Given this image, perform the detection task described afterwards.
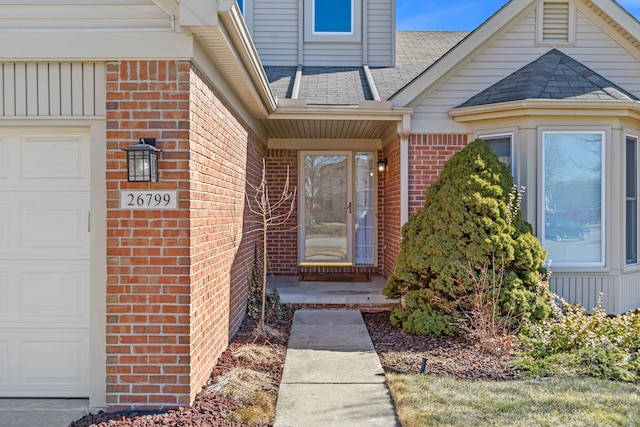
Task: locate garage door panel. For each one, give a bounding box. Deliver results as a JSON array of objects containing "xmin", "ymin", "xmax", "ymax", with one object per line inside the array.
[
  {"xmin": 20, "ymin": 270, "xmax": 89, "ymax": 324},
  {"xmin": 0, "ymin": 127, "xmax": 90, "ymax": 397},
  {"xmin": 0, "ymin": 340, "xmax": 7, "ymax": 386},
  {"xmin": 0, "ymin": 132, "xmax": 89, "ymax": 189},
  {"xmin": 0, "ymin": 203, "xmax": 7, "ymax": 249},
  {"xmin": 0, "ymin": 273, "xmax": 7, "ymax": 317},
  {"xmin": 0, "ymin": 136, "xmax": 8, "ymax": 179},
  {"xmin": 0, "ymin": 262, "xmax": 89, "ymax": 326},
  {"xmin": 19, "ymin": 135, "xmax": 88, "ymax": 182},
  {"xmin": 20, "ymin": 197, "xmax": 89, "ymax": 251},
  {"xmin": 0, "ymin": 192, "xmax": 89, "ymax": 259},
  {"xmin": 0, "ymin": 331, "xmax": 89, "ymax": 396}
]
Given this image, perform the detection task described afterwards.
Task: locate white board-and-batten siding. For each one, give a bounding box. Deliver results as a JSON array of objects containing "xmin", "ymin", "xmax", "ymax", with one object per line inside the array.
[
  {"xmin": 0, "ymin": 1, "xmax": 172, "ymax": 30},
  {"xmin": 411, "ymin": 7, "xmax": 640, "ymax": 126},
  {"xmin": 550, "ymin": 272, "xmax": 640, "ymax": 314},
  {"xmin": 0, "ymin": 63, "xmax": 105, "ymax": 118}
]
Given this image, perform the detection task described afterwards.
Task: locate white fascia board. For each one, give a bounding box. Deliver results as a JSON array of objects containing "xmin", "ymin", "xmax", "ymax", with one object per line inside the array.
[
  {"xmin": 391, "ymin": 0, "xmax": 534, "ymax": 108},
  {"xmin": 449, "ymin": 99, "xmax": 640, "ymax": 122},
  {"xmin": 271, "ymin": 105, "xmax": 412, "ymax": 121},
  {"xmin": 0, "ymin": 30, "xmax": 193, "ymax": 61},
  {"xmin": 191, "ymin": 38, "xmax": 270, "ymax": 140},
  {"xmin": 217, "ymin": 1, "xmax": 277, "ymax": 112},
  {"xmin": 179, "ymin": 0, "xmax": 219, "ymax": 27},
  {"xmin": 269, "ymin": 138, "xmax": 383, "ymax": 150},
  {"xmin": 152, "ymin": 0, "xmax": 180, "ymax": 18},
  {"xmin": 594, "ymin": 0, "xmax": 640, "ymax": 39}
]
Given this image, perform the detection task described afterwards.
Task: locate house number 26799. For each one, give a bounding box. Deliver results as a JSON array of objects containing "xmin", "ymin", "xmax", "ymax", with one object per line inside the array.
[{"xmin": 120, "ymin": 191, "xmax": 178, "ymax": 209}]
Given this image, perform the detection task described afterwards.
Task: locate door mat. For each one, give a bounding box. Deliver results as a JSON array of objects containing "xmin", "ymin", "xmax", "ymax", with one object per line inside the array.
[{"xmin": 299, "ymin": 274, "xmax": 371, "ymax": 282}]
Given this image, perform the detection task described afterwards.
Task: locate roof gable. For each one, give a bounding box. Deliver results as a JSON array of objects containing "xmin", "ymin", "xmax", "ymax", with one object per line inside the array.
[
  {"xmin": 391, "ymin": 0, "xmax": 640, "ymax": 108},
  {"xmin": 456, "ymin": 48, "xmax": 639, "ymax": 108}
]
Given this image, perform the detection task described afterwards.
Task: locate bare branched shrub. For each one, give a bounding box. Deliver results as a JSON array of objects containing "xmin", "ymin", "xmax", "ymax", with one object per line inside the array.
[{"xmin": 245, "ymin": 158, "xmax": 296, "ymax": 334}]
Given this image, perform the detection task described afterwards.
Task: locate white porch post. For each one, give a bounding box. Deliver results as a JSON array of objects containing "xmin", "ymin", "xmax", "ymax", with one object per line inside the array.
[{"xmin": 400, "ymin": 114, "xmax": 411, "ymax": 226}]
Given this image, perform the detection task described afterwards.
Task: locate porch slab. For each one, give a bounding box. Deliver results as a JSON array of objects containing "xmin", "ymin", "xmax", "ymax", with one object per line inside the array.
[{"xmin": 268, "ymin": 275, "xmax": 399, "ymax": 310}]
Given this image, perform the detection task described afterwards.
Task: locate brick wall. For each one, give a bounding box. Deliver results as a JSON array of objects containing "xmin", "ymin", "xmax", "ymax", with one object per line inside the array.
[
  {"xmin": 382, "ymin": 138, "xmax": 401, "ymax": 277},
  {"xmin": 105, "ymin": 60, "xmax": 264, "ymax": 409},
  {"xmin": 408, "ymin": 134, "xmax": 467, "ymax": 215},
  {"xmin": 382, "ymin": 134, "xmax": 468, "ymax": 277},
  {"xmin": 265, "ymin": 149, "xmax": 299, "ymax": 275}
]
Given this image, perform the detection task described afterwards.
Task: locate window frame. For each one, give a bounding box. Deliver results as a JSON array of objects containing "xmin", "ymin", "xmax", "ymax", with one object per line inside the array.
[
  {"xmin": 626, "ymin": 134, "xmax": 639, "ymax": 266},
  {"xmin": 304, "ymin": 0, "xmax": 362, "ymax": 43},
  {"xmin": 540, "ymin": 130, "xmax": 606, "ymax": 268},
  {"xmin": 480, "ymin": 132, "xmax": 515, "ymax": 175}
]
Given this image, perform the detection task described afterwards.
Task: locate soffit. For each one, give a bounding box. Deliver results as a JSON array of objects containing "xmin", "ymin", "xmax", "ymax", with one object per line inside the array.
[{"xmin": 262, "ymin": 103, "xmax": 411, "ymax": 140}]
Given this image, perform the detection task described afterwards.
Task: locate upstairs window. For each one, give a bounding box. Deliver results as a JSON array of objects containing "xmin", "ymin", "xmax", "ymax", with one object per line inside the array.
[
  {"xmin": 314, "ymin": 0, "xmax": 352, "ymax": 33},
  {"xmin": 304, "ymin": 0, "xmax": 361, "ymax": 42}
]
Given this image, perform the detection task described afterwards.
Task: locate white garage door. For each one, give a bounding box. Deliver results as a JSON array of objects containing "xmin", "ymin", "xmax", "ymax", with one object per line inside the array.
[{"xmin": 0, "ymin": 128, "xmax": 90, "ymax": 397}]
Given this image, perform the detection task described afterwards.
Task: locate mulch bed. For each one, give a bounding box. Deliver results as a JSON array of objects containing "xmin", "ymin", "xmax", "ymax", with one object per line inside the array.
[
  {"xmin": 70, "ymin": 311, "xmax": 516, "ymax": 426},
  {"xmin": 70, "ymin": 317, "xmax": 291, "ymax": 427}
]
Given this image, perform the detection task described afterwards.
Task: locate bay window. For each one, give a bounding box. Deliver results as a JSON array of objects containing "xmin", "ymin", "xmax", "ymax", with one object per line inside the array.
[
  {"xmin": 627, "ymin": 135, "xmax": 638, "ymax": 265},
  {"xmin": 542, "ymin": 131, "xmax": 604, "ymax": 266}
]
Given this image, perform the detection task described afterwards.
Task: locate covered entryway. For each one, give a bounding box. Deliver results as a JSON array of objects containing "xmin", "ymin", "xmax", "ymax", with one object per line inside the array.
[{"xmin": 0, "ymin": 128, "xmax": 90, "ymax": 397}]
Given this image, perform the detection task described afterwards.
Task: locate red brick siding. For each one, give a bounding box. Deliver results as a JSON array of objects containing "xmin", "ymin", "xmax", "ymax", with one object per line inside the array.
[
  {"xmin": 408, "ymin": 134, "xmax": 467, "ymax": 215},
  {"xmin": 265, "ymin": 149, "xmax": 299, "ymax": 275},
  {"xmin": 106, "ymin": 60, "xmax": 264, "ymax": 409},
  {"xmin": 382, "ymin": 137, "xmax": 401, "ymax": 277}
]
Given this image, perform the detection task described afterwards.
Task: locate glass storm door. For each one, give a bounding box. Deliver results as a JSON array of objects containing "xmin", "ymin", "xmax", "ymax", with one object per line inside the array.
[{"xmin": 300, "ymin": 152, "xmax": 376, "ymax": 266}]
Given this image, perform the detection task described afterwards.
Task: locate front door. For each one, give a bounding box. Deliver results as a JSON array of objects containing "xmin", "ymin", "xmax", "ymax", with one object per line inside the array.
[{"xmin": 299, "ymin": 151, "xmax": 375, "ymax": 266}]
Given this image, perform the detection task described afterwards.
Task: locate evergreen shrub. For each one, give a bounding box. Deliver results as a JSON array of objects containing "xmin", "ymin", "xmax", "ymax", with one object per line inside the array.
[{"xmin": 383, "ymin": 138, "xmax": 550, "ymax": 336}]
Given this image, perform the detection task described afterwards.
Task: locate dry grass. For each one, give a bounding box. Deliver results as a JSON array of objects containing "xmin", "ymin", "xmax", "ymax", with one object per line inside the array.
[
  {"xmin": 232, "ymin": 391, "xmax": 276, "ymax": 426},
  {"xmin": 205, "ymin": 367, "xmax": 275, "ymax": 404},
  {"xmin": 233, "ymin": 343, "xmax": 281, "ymax": 366},
  {"xmin": 387, "ymin": 374, "xmax": 640, "ymax": 427}
]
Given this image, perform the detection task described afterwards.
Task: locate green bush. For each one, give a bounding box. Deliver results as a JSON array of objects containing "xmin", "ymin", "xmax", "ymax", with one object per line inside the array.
[
  {"xmin": 516, "ymin": 298, "xmax": 640, "ymax": 382},
  {"xmin": 383, "ymin": 139, "xmax": 550, "ymax": 336}
]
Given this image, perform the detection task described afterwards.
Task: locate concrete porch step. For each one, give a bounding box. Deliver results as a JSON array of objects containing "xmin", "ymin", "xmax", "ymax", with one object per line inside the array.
[{"xmin": 268, "ymin": 275, "xmax": 399, "ymax": 311}]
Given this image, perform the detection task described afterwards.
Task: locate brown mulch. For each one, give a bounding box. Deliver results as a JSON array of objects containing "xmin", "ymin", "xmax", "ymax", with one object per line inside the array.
[
  {"xmin": 71, "ymin": 311, "xmax": 516, "ymax": 426},
  {"xmin": 363, "ymin": 311, "xmax": 518, "ymax": 381}
]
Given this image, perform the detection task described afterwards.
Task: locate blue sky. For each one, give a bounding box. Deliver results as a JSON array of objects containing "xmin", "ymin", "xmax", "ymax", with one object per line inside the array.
[{"xmin": 396, "ymin": 0, "xmax": 640, "ymax": 31}]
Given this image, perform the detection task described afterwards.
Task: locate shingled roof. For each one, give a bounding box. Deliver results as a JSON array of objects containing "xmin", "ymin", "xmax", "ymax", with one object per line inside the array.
[
  {"xmin": 264, "ymin": 31, "xmax": 468, "ymax": 105},
  {"xmin": 456, "ymin": 48, "xmax": 639, "ymax": 108}
]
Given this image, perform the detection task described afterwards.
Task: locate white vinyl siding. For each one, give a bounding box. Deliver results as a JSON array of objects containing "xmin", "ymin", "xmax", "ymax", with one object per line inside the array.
[
  {"xmin": 0, "ymin": 63, "xmax": 105, "ymax": 118},
  {"xmin": 0, "ymin": 1, "xmax": 172, "ymax": 30},
  {"xmin": 253, "ymin": 0, "xmax": 300, "ymax": 66},
  {"xmin": 252, "ymin": 0, "xmax": 393, "ymax": 67},
  {"xmin": 366, "ymin": 0, "xmax": 394, "ymax": 67},
  {"xmin": 412, "ymin": 7, "xmax": 640, "ymax": 128}
]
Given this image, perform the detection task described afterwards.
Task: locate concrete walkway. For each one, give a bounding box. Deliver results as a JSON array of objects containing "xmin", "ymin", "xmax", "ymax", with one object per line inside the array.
[
  {"xmin": 274, "ymin": 309, "xmax": 399, "ymax": 426},
  {"xmin": 0, "ymin": 398, "xmax": 90, "ymax": 427}
]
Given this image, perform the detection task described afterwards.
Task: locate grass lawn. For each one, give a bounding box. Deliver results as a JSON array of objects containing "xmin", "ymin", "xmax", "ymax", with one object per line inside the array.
[{"xmin": 387, "ymin": 374, "xmax": 640, "ymax": 427}]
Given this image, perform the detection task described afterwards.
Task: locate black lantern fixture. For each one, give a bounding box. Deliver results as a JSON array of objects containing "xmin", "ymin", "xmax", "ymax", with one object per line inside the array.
[
  {"xmin": 377, "ymin": 157, "xmax": 388, "ymax": 173},
  {"xmin": 123, "ymin": 138, "xmax": 161, "ymax": 182}
]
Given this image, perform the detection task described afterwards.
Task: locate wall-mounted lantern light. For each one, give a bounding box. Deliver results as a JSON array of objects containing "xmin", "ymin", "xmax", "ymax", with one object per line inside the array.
[
  {"xmin": 123, "ymin": 138, "xmax": 161, "ymax": 182},
  {"xmin": 377, "ymin": 157, "xmax": 388, "ymax": 173}
]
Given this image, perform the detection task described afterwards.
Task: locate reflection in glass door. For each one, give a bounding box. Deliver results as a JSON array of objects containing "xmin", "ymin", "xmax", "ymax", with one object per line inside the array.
[
  {"xmin": 300, "ymin": 153, "xmax": 352, "ymax": 264},
  {"xmin": 299, "ymin": 151, "xmax": 376, "ymax": 266}
]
